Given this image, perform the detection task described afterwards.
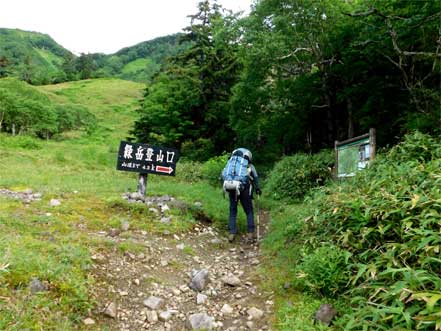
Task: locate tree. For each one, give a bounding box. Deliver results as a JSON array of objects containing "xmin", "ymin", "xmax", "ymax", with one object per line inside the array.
[
  {"xmin": 62, "ymin": 53, "xmax": 78, "ymax": 81},
  {"xmin": 132, "ymin": 0, "xmax": 242, "ymax": 159},
  {"xmin": 77, "ymin": 53, "xmax": 96, "ymax": 80},
  {"xmin": 0, "ymin": 56, "xmax": 9, "ymax": 78},
  {"xmin": 231, "ymin": 0, "xmax": 440, "ymax": 158}
]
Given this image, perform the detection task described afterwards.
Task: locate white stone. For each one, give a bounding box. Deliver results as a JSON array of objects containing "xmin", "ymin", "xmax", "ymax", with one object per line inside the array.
[
  {"xmin": 143, "ymin": 296, "xmax": 165, "ymax": 310},
  {"xmin": 50, "ymin": 199, "xmax": 61, "ymax": 207},
  {"xmin": 159, "ymin": 310, "xmax": 173, "ymax": 321},
  {"xmin": 83, "ymin": 318, "xmax": 95, "ymax": 325},
  {"xmin": 247, "ymin": 307, "xmax": 264, "ymax": 320},
  {"xmin": 196, "ymin": 293, "xmax": 208, "ymax": 305},
  {"xmin": 221, "ymin": 304, "xmax": 234, "ymax": 315},
  {"xmin": 221, "ymin": 274, "xmax": 241, "ymax": 287}
]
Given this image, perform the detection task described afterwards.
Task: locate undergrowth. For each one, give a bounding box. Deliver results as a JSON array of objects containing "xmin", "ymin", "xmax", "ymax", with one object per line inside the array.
[{"xmin": 264, "ymin": 132, "xmax": 441, "ymax": 330}]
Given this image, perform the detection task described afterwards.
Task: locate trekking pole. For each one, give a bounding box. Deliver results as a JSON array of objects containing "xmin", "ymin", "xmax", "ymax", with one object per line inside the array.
[{"xmin": 256, "ymin": 194, "xmax": 260, "ymax": 243}]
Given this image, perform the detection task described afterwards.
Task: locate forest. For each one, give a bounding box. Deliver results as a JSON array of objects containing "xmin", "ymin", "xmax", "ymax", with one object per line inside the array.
[{"xmin": 132, "ymin": 0, "xmax": 440, "ymax": 162}]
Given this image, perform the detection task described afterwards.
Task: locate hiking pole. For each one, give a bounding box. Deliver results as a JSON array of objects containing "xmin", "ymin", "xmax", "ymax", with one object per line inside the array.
[{"xmin": 256, "ymin": 194, "xmax": 260, "ymax": 243}]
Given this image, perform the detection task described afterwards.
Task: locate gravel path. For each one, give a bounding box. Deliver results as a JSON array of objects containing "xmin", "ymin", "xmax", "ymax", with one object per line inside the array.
[{"xmin": 88, "ymin": 209, "xmax": 273, "ymax": 331}]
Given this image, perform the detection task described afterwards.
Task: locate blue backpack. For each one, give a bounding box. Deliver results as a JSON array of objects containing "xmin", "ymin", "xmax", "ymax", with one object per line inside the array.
[{"xmin": 221, "ymin": 150, "xmax": 250, "ymax": 195}]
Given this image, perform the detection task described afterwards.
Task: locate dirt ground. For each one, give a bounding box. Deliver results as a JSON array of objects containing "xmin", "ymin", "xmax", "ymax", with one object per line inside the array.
[{"xmin": 88, "ymin": 207, "xmax": 274, "ymax": 331}]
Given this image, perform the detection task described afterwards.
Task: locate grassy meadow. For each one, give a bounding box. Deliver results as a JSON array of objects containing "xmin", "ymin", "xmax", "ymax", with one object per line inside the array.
[{"xmin": 0, "ymin": 78, "xmax": 234, "ymax": 330}]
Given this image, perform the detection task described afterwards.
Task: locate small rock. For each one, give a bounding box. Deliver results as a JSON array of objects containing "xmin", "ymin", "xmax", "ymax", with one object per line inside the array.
[
  {"xmin": 143, "ymin": 296, "xmax": 165, "ymax": 310},
  {"xmin": 83, "ymin": 318, "xmax": 95, "ymax": 325},
  {"xmin": 149, "ymin": 208, "xmax": 159, "ymax": 214},
  {"xmin": 130, "ymin": 192, "xmax": 142, "ymax": 200},
  {"xmin": 189, "ymin": 269, "xmax": 210, "ymax": 292},
  {"xmin": 49, "ymin": 199, "xmax": 61, "ymax": 207},
  {"xmin": 160, "ymin": 204, "xmax": 170, "ymax": 212},
  {"xmin": 210, "ymin": 238, "xmax": 223, "ymax": 245},
  {"xmin": 314, "ymin": 303, "xmax": 337, "ymax": 326},
  {"xmin": 188, "ymin": 312, "xmax": 215, "ymax": 330},
  {"xmin": 120, "ymin": 220, "xmax": 130, "ymax": 231},
  {"xmin": 161, "ymin": 217, "xmax": 171, "ymax": 224},
  {"xmin": 196, "ymin": 293, "xmax": 207, "ymax": 305},
  {"xmin": 194, "ymin": 201, "xmax": 203, "ymax": 208},
  {"xmin": 159, "ymin": 310, "xmax": 173, "ymax": 321},
  {"xmin": 103, "ymin": 302, "xmax": 117, "ymax": 318},
  {"xmin": 247, "ymin": 307, "xmax": 264, "ymax": 320},
  {"xmin": 146, "ymin": 310, "xmax": 158, "ymax": 323},
  {"xmin": 29, "ymin": 278, "xmax": 48, "ymax": 294},
  {"xmin": 176, "ymin": 243, "xmax": 185, "ymax": 250},
  {"xmin": 246, "ymin": 321, "xmax": 254, "ymax": 329},
  {"xmin": 221, "ymin": 274, "xmax": 241, "ymax": 287},
  {"xmin": 221, "ymin": 304, "xmax": 234, "ymax": 315}
]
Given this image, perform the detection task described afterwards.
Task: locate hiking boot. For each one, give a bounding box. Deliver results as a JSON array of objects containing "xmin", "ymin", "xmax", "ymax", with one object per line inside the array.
[{"xmin": 228, "ymin": 234, "xmax": 236, "ymax": 243}]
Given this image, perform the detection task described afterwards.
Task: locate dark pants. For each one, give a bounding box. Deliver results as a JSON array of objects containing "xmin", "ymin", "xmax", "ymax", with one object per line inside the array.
[{"xmin": 228, "ymin": 184, "xmax": 254, "ymax": 234}]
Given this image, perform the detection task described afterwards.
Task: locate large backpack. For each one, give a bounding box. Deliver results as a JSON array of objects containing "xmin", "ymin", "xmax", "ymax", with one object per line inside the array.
[{"xmin": 221, "ymin": 149, "xmax": 250, "ymax": 195}]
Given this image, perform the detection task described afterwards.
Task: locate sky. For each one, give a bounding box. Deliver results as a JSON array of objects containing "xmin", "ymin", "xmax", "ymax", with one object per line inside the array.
[{"xmin": 0, "ymin": 0, "xmax": 254, "ymax": 55}]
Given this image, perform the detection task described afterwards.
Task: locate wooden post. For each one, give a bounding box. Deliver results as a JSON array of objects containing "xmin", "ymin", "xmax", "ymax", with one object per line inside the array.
[
  {"xmin": 369, "ymin": 128, "xmax": 376, "ymax": 161},
  {"xmin": 137, "ymin": 173, "xmax": 148, "ymax": 196}
]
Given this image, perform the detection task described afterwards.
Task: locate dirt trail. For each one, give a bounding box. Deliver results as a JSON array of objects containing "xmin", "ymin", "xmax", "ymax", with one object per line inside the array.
[{"xmin": 88, "ymin": 208, "xmax": 273, "ymax": 331}]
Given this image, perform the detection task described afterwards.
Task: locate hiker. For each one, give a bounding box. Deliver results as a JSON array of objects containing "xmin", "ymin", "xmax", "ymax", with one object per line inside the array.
[{"xmin": 221, "ymin": 148, "xmax": 261, "ymax": 243}]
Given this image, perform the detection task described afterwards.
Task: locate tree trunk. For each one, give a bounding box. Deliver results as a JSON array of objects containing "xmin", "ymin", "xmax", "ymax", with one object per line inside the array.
[
  {"xmin": 12, "ymin": 123, "xmax": 15, "ymax": 136},
  {"xmin": 347, "ymin": 97, "xmax": 354, "ymax": 139}
]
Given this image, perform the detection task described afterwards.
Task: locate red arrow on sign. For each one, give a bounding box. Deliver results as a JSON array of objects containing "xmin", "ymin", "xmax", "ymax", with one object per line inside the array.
[{"xmin": 155, "ymin": 166, "xmax": 174, "ymax": 174}]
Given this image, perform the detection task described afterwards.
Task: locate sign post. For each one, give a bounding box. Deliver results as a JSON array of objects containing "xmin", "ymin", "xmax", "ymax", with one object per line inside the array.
[{"xmin": 116, "ymin": 141, "xmax": 180, "ymax": 195}]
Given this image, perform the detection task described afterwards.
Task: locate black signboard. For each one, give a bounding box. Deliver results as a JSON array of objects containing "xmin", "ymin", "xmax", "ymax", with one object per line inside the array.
[{"xmin": 116, "ymin": 141, "xmax": 180, "ymax": 176}]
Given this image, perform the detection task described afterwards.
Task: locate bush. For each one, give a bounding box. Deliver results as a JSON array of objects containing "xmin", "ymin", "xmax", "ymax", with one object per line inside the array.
[
  {"xmin": 301, "ymin": 132, "xmax": 441, "ymax": 330},
  {"xmin": 175, "ymin": 161, "xmax": 204, "ymax": 183},
  {"xmin": 264, "ymin": 132, "xmax": 441, "ymax": 331},
  {"xmin": 180, "ymin": 138, "xmax": 215, "ymax": 162},
  {"xmin": 265, "ymin": 149, "xmax": 334, "ymax": 202},
  {"xmin": 294, "ymin": 245, "xmax": 351, "ymax": 297},
  {"xmin": 0, "ymin": 135, "xmax": 42, "ymax": 150},
  {"xmin": 201, "ymin": 154, "xmax": 229, "ymax": 187}
]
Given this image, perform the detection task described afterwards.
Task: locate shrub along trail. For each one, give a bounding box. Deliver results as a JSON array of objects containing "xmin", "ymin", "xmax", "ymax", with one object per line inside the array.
[{"xmin": 87, "ymin": 202, "xmax": 273, "ymax": 331}]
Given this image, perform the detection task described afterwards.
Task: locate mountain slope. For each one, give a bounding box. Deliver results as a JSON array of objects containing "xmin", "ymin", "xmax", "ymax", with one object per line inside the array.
[
  {"xmin": 0, "ymin": 28, "xmax": 73, "ymax": 84},
  {"xmin": 0, "ymin": 28, "xmax": 188, "ymax": 84},
  {"xmin": 39, "ymin": 78, "xmax": 144, "ymax": 141}
]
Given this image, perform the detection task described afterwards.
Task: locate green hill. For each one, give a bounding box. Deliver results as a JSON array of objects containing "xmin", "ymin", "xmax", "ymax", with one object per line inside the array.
[
  {"xmin": 39, "ymin": 78, "xmax": 144, "ymax": 141},
  {"xmin": 0, "ymin": 28, "xmax": 188, "ymax": 84},
  {"xmin": 110, "ymin": 34, "xmax": 189, "ymax": 82},
  {"xmin": 0, "ymin": 28, "xmax": 73, "ymax": 84}
]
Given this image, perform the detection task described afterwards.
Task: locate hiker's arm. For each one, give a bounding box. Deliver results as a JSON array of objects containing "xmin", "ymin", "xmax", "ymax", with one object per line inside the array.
[{"xmin": 250, "ymin": 164, "xmax": 261, "ymax": 194}]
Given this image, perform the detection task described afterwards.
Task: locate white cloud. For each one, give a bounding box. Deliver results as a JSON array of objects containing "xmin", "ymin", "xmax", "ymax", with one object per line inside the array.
[{"xmin": 0, "ymin": 0, "xmax": 252, "ymax": 54}]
